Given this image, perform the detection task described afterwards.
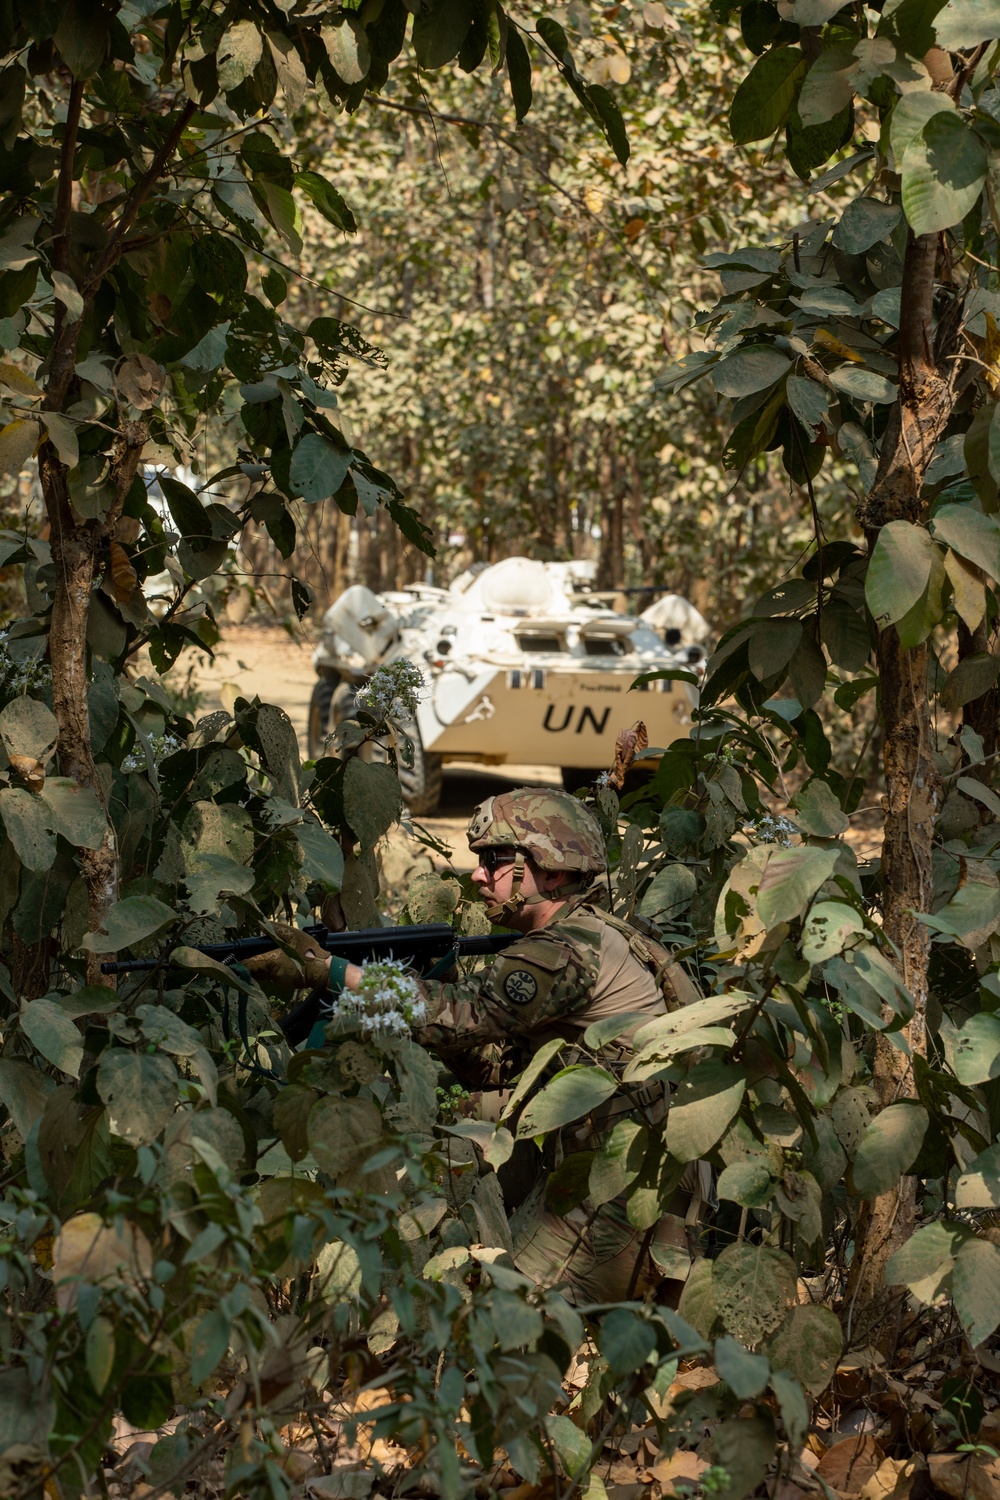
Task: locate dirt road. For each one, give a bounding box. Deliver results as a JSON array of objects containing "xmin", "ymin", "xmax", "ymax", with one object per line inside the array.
[{"xmin": 188, "ymin": 623, "xmax": 562, "ymax": 872}]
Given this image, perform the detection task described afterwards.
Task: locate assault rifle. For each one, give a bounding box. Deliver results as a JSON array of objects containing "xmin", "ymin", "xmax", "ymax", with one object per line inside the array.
[{"xmin": 100, "ymin": 922, "xmax": 517, "ymax": 1046}]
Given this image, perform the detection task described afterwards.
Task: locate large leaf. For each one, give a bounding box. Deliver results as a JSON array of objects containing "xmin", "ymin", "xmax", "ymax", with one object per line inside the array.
[
  {"xmin": 712, "ymin": 1243, "xmax": 797, "ymax": 1347},
  {"xmin": 801, "ymin": 900, "xmax": 865, "ymax": 965},
  {"xmin": 0, "ymin": 786, "xmax": 56, "ymax": 871},
  {"xmin": 797, "ymin": 43, "xmax": 857, "ymax": 130},
  {"xmin": 412, "ymin": 0, "xmax": 474, "ymax": 68},
  {"xmin": 887, "ymin": 1220, "xmax": 968, "ymax": 1303},
  {"xmin": 289, "ymin": 433, "xmax": 353, "ymax": 504},
  {"xmin": 730, "ymin": 47, "xmax": 807, "ymax": 145},
  {"xmin": 955, "ymin": 1143, "xmax": 1000, "ymax": 1209},
  {"xmin": 766, "ymin": 1304, "xmax": 842, "ymax": 1395},
  {"xmin": 295, "ymin": 171, "xmax": 356, "ymax": 234},
  {"xmin": 515, "ymin": 1064, "xmax": 619, "ymax": 1139},
  {"xmin": 322, "ymin": 17, "xmax": 370, "ymax": 84},
  {"xmin": 902, "ymin": 112, "xmax": 988, "ymax": 237},
  {"xmin": 890, "ymin": 88, "xmax": 955, "ymax": 164},
  {"xmin": 865, "ymin": 520, "xmax": 940, "ymax": 629},
  {"xmin": 0, "ymin": 695, "xmax": 58, "ymax": 761},
  {"xmin": 919, "ymin": 881, "xmax": 1000, "ymax": 944},
  {"xmin": 308, "ymin": 1095, "xmax": 385, "ymax": 1183},
  {"xmin": 832, "ymin": 198, "xmax": 900, "ymax": 255},
  {"xmin": 930, "ymin": 503, "xmax": 1000, "ymax": 583},
  {"xmin": 96, "ymin": 1050, "xmax": 179, "ymax": 1146},
  {"xmin": 0, "ymin": 1057, "xmax": 54, "ymax": 1137},
  {"xmin": 851, "ymin": 1103, "xmax": 928, "ymax": 1198},
  {"xmin": 296, "ymin": 817, "xmax": 344, "ymax": 891},
  {"xmin": 756, "ymin": 845, "xmax": 839, "ymax": 928},
  {"xmin": 81, "ymin": 895, "xmax": 175, "ymax": 953},
  {"xmin": 951, "ymin": 1013, "xmax": 1000, "ymax": 1085},
  {"xmin": 828, "ymin": 365, "xmax": 896, "ymax": 404},
  {"xmin": 666, "ymin": 1059, "xmax": 746, "ymax": 1162},
  {"xmin": 715, "ymin": 1335, "xmax": 769, "ymax": 1398},
  {"xmin": 934, "ymin": 0, "xmax": 1000, "ymax": 50},
  {"xmin": 712, "ymin": 344, "xmax": 791, "ymax": 399},
  {"xmin": 342, "ymin": 758, "xmax": 402, "ymax": 849},
  {"xmin": 952, "ymin": 1237, "xmax": 1000, "ymax": 1347},
  {"xmin": 41, "ymin": 778, "xmax": 106, "ymax": 849},
  {"xmin": 20, "ymin": 997, "xmax": 84, "ymax": 1077}
]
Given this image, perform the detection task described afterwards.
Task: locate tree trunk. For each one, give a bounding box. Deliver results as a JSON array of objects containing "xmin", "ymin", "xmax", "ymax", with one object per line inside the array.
[{"xmin": 846, "ymin": 229, "xmax": 960, "ymax": 1349}]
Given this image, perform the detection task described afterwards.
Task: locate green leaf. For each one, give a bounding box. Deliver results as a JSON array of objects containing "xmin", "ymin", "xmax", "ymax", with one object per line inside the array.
[
  {"xmin": 588, "ymin": 84, "xmax": 629, "ymax": 166},
  {"xmin": 515, "ymin": 1064, "xmax": 619, "ymax": 1139},
  {"xmin": 0, "ymin": 787, "xmax": 56, "ymax": 872},
  {"xmin": 730, "ymin": 47, "xmax": 807, "ymax": 145},
  {"xmin": 919, "ymin": 881, "xmax": 1000, "ymax": 942},
  {"xmin": 801, "ymin": 900, "xmax": 865, "ymax": 964},
  {"xmin": 766, "ymin": 1304, "xmax": 842, "ymax": 1395},
  {"xmin": 785, "ymin": 375, "xmax": 829, "ymax": 434},
  {"xmin": 342, "ymin": 758, "xmax": 402, "ymax": 848},
  {"xmin": 54, "ymin": 0, "xmax": 111, "ymax": 77},
  {"xmin": 716, "ymin": 1160, "xmax": 774, "ymax": 1207},
  {"xmin": 217, "ymin": 19, "xmax": 263, "ymax": 91},
  {"xmin": 934, "ymin": 0, "xmax": 1000, "ymax": 50},
  {"xmin": 296, "ymin": 817, "xmax": 344, "ymax": 891},
  {"xmin": 748, "ymin": 619, "xmax": 802, "ymax": 681},
  {"xmin": 295, "ymin": 171, "xmax": 356, "ymax": 234},
  {"xmin": 930, "ymin": 503, "xmax": 1000, "ymax": 582},
  {"xmin": 902, "ymin": 112, "xmax": 988, "ymax": 237},
  {"xmin": 713, "ymin": 1243, "xmax": 797, "ymax": 1347},
  {"xmin": 797, "ymin": 44, "xmax": 857, "ymax": 130},
  {"xmin": 639, "ymin": 863, "xmax": 697, "ymax": 922},
  {"xmin": 323, "ymin": 16, "xmax": 371, "ymax": 83},
  {"xmin": 0, "ymin": 1058, "xmax": 54, "ymax": 1138},
  {"xmin": 0, "ymin": 695, "xmax": 58, "ymax": 761},
  {"xmin": 851, "ymin": 1103, "xmax": 928, "ymax": 1198},
  {"xmin": 190, "ymin": 1307, "xmax": 231, "ymax": 1386},
  {"xmin": 952, "ymin": 1237, "xmax": 1000, "ymax": 1347},
  {"xmin": 96, "ymin": 1050, "xmax": 179, "ymax": 1146},
  {"xmin": 412, "ymin": 0, "xmax": 475, "ymax": 68},
  {"xmin": 952, "ymin": 1013, "xmax": 1000, "ymax": 1085},
  {"xmin": 666, "ymin": 1059, "xmax": 746, "ymax": 1162},
  {"xmin": 865, "ymin": 520, "xmax": 939, "ymax": 628},
  {"xmin": 589, "ymin": 1120, "xmax": 646, "ymax": 1207},
  {"xmin": 80, "ymin": 895, "xmax": 175, "ymax": 954},
  {"xmin": 770, "ymin": 1369, "xmax": 809, "ymax": 1450},
  {"xmin": 956, "ymin": 1143, "xmax": 1000, "ymax": 1209},
  {"xmin": 887, "ymin": 1220, "xmax": 967, "ymax": 1303},
  {"xmin": 832, "ymin": 198, "xmax": 901, "ymax": 255},
  {"xmin": 289, "ymin": 433, "xmax": 354, "ymax": 504},
  {"xmin": 715, "ymin": 1334, "xmax": 769, "ymax": 1399},
  {"xmin": 86, "ymin": 1315, "xmax": 116, "ymax": 1396},
  {"xmin": 890, "ymin": 88, "xmax": 955, "ymax": 165},
  {"xmin": 308, "ymin": 1096, "xmax": 385, "ymax": 1184},
  {"xmin": 41, "ymin": 778, "xmax": 106, "ymax": 849},
  {"xmin": 505, "ymin": 27, "xmax": 532, "ymax": 120},
  {"xmin": 939, "ymin": 653, "xmax": 1000, "ymax": 711},
  {"xmin": 820, "ymin": 598, "xmax": 871, "ymax": 672},
  {"xmin": 756, "ymin": 845, "xmax": 839, "ymax": 927},
  {"xmin": 828, "ymin": 364, "xmax": 896, "ymax": 404},
  {"xmin": 599, "ymin": 1308, "xmax": 657, "ymax": 1378},
  {"xmin": 792, "ymin": 781, "xmax": 849, "ymax": 838},
  {"xmin": 159, "ymin": 474, "xmax": 212, "ymax": 546},
  {"xmin": 20, "ymin": 997, "xmax": 84, "ymax": 1077},
  {"xmin": 712, "ymin": 344, "xmax": 791, "ymax": 399}
]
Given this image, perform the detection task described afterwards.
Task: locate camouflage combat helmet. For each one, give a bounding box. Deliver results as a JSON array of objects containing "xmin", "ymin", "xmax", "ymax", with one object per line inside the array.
[
  {"xmin": 467, "ymin": 788, "xmax": 606, "ymax": 922},
  {"xmin": 467, "ymin": 788, "xmax": 607, "ymax": 873}
]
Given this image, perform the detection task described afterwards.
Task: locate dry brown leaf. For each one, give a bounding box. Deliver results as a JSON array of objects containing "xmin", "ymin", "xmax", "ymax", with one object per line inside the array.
[
  {"xmin": 814, "ymin": 1435, "xmax": 883, "ymax": 1496},
  {"xmin": 984, "ymin": 312, "xmax": 1000, "ymax": 397},
  {"xmin": 52, "ymin": 1213, "xmax": 153, "ymax": 1310},
  {"xmin": 858, "ymin": 1456, "xmax": 924, "ymax": 1500},
  {"xmin": 650, "ymin": 1450, "xmax": 707, "ymax": 1497},
  {"xmin": 606, "ymin": 721, "xmax": 648, "ymax": 790},
  {"xmin": 8, "ymin": 754, "xmax": 45, "ymax": 792},
  {"xmin": 669, "ymin": 1366, "xmax": 720, "ymax": 1393},
  {"xmin": 496, "ymin": 1484, "xmax": 544, "ymax": 1500},
  {"xmin": 109, "ymin": 540, "xmax": 138, "ymax": 603},
  {"xmin": 926, "ymin": 1452, "xmax": 1000, "ymax": 1500},
  {"xmin": 118, "ymin": 353, "xmax": 165, "ymax": 410}
]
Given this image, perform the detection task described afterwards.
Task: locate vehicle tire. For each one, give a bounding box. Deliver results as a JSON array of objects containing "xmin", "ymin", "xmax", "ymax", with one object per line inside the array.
[
  {"xmin": 561, "ymin": 767, "xmax": 596, "ymax": 795},
  {"xmin": 398, "ymin": 722, "xmax": 444, "ymax": 816},
  {"xmin": 306, "ymin": 673, "xmax": 340, "ymax": 759}
]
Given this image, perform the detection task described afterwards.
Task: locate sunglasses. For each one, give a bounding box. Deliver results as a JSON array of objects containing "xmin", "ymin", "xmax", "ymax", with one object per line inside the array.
[{"xmin": 478, "ymin": 847, "xmax": 519, "ymax": 874}]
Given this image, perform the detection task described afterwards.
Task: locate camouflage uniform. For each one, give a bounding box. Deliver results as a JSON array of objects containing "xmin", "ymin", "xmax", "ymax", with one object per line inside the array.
[{"xmin": 415, "ymin": 788, "xmax": 708, "ymax": 1305}]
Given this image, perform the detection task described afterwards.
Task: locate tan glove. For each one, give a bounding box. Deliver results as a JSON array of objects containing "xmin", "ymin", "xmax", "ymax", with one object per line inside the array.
[{"xmin": 244, "ymin": 923, "xmax": 332, "ymax": 990}]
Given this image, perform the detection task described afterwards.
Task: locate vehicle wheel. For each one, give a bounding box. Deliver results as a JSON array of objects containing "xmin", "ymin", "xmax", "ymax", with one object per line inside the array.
[
  {"xmin": 398, "ymin": 722, "xmax": 443, "ymax": 816},
  {"xmin": 561, "ymin": 767, "xmax": 596, "ymax": 795},
  {"xmin": 306, "ymin": 673, "xmax": 340, "ymax": 759}
]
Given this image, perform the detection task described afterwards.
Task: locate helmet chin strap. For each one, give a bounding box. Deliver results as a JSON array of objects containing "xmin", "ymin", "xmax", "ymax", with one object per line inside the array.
[{"xmin": 484, "ymin": 851, "xmax": 582, "ymax": 924}]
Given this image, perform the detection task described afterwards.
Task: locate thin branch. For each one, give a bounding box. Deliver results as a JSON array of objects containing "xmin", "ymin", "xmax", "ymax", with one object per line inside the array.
[{"xmin": 52, "ymin": 78, "xmax": 85, "ymax": 277}]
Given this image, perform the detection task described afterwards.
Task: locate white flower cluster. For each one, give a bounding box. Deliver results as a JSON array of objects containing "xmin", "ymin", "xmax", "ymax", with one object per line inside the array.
[
  {"xmin": 0, "ymin": 636, "xmax": 52, "ymax": 699},
  {"xmin": 745, "ymin": 812, "xmax": 798, "ymax": 847},
  {"xmin": 325, "ymin": 957, "xmax": 427, "ymax": 1040},
  {"xmin": 122, "ymin": 731, "xmax": 185, "ymax": 772},
  {"xmin": 354, "ymin": 660, "xmax": 424, "ymax": 724}
]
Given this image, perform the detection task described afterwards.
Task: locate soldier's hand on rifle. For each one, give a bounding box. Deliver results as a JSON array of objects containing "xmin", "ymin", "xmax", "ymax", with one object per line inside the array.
[{"xmin": 245, "ymin": 923, "xmax": 362, "ymax": 992}]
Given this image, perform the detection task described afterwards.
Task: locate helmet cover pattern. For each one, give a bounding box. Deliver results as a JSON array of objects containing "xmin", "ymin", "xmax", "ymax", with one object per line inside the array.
[{"xmin": 466, "ymin": 787, "xmax": 607, "ymax": 874}]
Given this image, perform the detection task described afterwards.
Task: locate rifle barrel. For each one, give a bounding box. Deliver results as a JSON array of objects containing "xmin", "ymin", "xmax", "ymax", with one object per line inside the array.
[{"xmin": 99, "ymin": 923, "xmax": 515, "ymax": 975}]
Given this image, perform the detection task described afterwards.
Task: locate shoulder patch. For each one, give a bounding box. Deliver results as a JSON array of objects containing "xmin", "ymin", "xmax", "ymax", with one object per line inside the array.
[{"xmin": 503, "ymin": 968, "xmax": 539, "ymax": 1006}]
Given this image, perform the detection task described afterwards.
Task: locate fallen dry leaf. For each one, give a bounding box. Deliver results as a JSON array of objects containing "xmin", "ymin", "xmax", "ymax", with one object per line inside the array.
[
  {"xmin": 858, "ymin": 1456, "xmax": 924, "ymax": 1500},
  {"xmin": 650, "ymin": 1450, "xmax": 707, "ymax": 1497},
  {"xmin": 52, "ymin": 1213, "xmax": 153, "ymax": 1311},
  {"xmin": 814, "ymin": 1435, "xmax": 883, "ymax": 1496},
  {"xmin": 926, "ymin": 1452, "xmax": 1000, "ymax": 1500},
  {"xmin": 669, "ymin": 1366, "xmax": 720, "ymax": 1394}
]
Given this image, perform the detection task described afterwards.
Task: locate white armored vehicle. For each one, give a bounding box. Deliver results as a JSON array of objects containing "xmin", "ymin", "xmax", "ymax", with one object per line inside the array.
[{"xmin": 308, "ymin": 558, "xmax": 705, "ymax": 814}]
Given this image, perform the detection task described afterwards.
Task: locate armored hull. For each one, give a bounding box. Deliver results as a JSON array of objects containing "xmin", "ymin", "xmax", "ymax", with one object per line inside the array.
[{"xmin": 309, "ymin": 558, "xmax": 706, "ymax": 813}]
